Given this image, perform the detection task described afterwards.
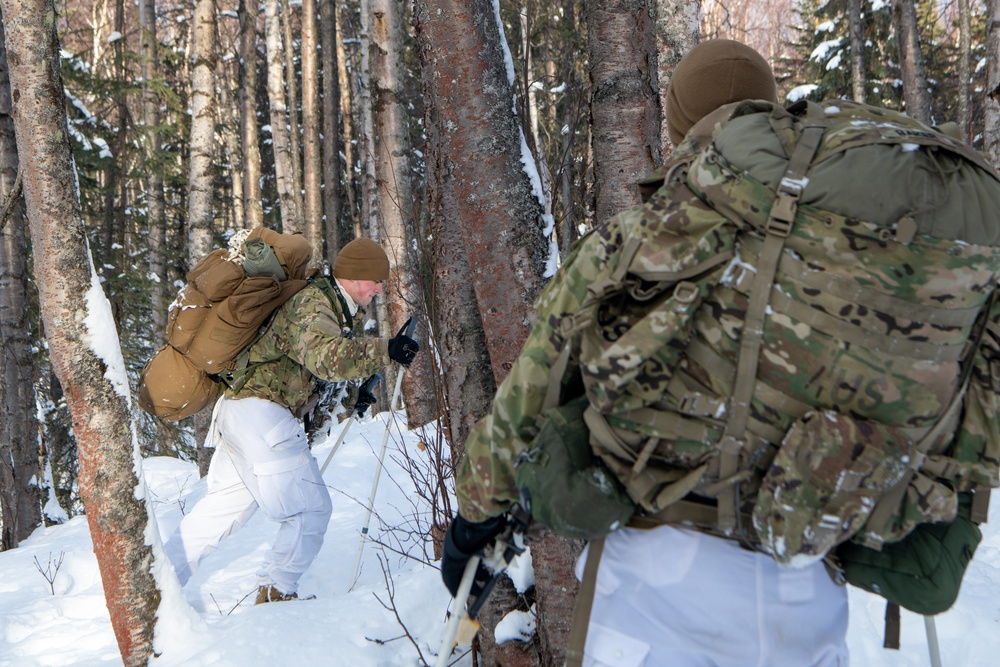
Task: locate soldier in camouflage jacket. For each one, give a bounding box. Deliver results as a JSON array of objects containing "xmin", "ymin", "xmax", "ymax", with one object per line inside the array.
[
  {"xmin": 165, "ymin": 238, "xmax": 419, "ymax": 604},
  {"xmin": 443, "ymin": 40, "xmax": 1000, "ymax": 666}
]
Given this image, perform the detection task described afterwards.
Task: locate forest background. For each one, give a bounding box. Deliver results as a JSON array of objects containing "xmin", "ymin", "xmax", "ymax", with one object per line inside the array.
[{"xmin": 1, "ymin": 0, "xmax": 998, "ymax": 665}]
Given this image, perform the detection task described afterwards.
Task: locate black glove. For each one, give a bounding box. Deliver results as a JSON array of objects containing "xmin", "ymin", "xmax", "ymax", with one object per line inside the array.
[
  {"xmin": 388, "ymin": 331, "xmax": 420, "ymax": 365},
  {"xmin": 441, "ymin": 514, "xmax": 506, "ymax": 598},
  {"xmin": 354, "ymin": 385, "xmax": 376, "ymax": 418}
]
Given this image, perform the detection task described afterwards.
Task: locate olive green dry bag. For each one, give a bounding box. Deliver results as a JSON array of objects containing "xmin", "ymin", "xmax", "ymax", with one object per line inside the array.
[
  {"xmin": 515, "ymin": 396, "xmax": 635, "ymax": 541},
  {"xmin": 836, "ymin": 494, "xmax": 982, "ymax": 616}
]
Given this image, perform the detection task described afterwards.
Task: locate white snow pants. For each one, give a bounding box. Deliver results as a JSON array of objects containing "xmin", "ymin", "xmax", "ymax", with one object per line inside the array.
[
  {"xmin": 578, "ymin": 525, "xmax": 849, "ymax": 667},
  {"xmin": 164, "ymin": 396, "xmax": 333, "ymax": 595}
]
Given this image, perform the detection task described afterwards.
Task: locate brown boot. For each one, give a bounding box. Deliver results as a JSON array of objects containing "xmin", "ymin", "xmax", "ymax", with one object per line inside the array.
[{"xmin": 255, "ymin": 585, "xmax": 299, "ymax": 604}]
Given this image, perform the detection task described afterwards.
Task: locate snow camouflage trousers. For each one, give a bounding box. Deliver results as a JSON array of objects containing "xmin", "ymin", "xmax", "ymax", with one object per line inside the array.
[{"xmin": 456, "ymin": 99, "xmax": 1000, "ymax": 567}]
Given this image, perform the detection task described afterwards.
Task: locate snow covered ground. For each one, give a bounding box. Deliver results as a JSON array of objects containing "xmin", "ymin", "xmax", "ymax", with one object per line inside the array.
[{"xmin": 0, "ymin": 411, "xmax": 998, "ymax": 666}]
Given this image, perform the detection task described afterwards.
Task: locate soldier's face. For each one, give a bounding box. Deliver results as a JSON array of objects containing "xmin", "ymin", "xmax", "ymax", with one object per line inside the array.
[{"xmin": 349, "ymin": 279, "xmax": 383, "ymax": 307}]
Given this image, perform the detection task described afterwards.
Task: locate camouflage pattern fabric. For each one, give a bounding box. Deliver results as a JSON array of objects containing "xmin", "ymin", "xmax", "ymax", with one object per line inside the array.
[
  {"xmin": 228, "ymin": 278, "xmax": 390, "ymax": 415},
  {"xmin": 456, "ymin": 99, "xmax": 1000, "ymax": 564},
  {"xmin": 752, "ymin": 409, "xmax": 916, "ymax": 567}
]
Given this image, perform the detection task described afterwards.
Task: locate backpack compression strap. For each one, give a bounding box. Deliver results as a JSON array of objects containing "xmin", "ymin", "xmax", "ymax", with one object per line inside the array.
[{"xmin": 715, "ymin": 108, "xmax": 826, "ymax": 537}]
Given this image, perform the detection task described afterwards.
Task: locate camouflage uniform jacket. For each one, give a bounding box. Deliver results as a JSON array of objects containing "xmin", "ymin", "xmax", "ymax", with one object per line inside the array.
[
  {"xmin": 456, "ymin": 100, "xmax": 1000, "ymax": 550},
  {"xmin": 227, "ymin": 278, "xmax": 389, "ymax": 415}
]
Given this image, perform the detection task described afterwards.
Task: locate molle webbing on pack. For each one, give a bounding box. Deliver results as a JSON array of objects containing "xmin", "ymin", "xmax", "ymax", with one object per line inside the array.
[{"xmin": 571, "ymin": 100, "xmax": 1000, "ymax": 550}]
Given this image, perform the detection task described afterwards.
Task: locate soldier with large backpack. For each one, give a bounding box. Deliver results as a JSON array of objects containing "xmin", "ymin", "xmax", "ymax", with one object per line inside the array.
[
  {"xmin": 164, "ymin": 236, "xmax": 420, "ymax": 604},
  {"xmin": 441, "ymin": 40, "xmax": 1000, "ymax": 665}
]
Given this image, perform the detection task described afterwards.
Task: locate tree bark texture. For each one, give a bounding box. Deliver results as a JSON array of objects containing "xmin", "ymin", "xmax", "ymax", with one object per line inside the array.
[
  {"xmin": 320, "ymin": 0, "xmax": 343, "ymax": 265},
  {"xmin": 959, "ymin": 0, "xmax": 972, "ymax": 141},
  {"xmin": 138, "ymin": 0, "xmax": 169, "ymax": 332},
  {"xmin": 588, "ymin": 0, "xmax": 660, "ymax": 224},
  {"xmin": 654, "ymin": 0, "xmax": 698, "ymax": 155},
  {"xmin": 987, "ymin": 0, "xmax": 1000, "ymax": 167},
  {"xmin": 301, "ymin": 0, "xmax": 324, "ymax": 264},
  {"xmin": 280, "ymin": 0, "xmax": 304, "ymax": 231},
  {"xmin": 239, "ymin": 0, "xmax": 264, "ymax": 230},
  {"xmin": 415, "ymin": 3, "xmax": 565, "ymax": 666},
  {"xmin": 265, "ymin": 0, "xmax": 300, "ymax": 231},
  {"xmin": 412, "ymin": 0, "xmax": 549, "ymax": 385},
  {"xmin": 848, "ymin": 0, "xmax": 866, "ymax": 104},
  {"xmin": 368, "ymin": 0, "xmax": 438, "ymax": 428},
  {"xmin": 0, "ymin": 8, "xmax": 39, "ymax": 548},
  {"xmin": 188, "ymin": 0, "xmax": 217, "ymax": 262},
  {"xmin": 0, "ymin": 0, "xmax": 160, "ymax": 660},
  {"xmin": 891, "ymin": 0, "xmax": 932, "ymax": 124}
]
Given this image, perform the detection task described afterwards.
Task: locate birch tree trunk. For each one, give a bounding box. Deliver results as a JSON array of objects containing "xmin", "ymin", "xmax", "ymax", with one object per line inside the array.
[
  {"xmin": 958, "ymin": 0, "xmax": 971, "ymax": 141},
  {"xmin": 588, "ymin": 0, "xmax": 660, "ymax": 224},
  {"xmin": 320, "ymin": 0, "xmax": 343, "ymax": 264},
  {"xmin": 359, "ymin": 0, "xmax": 378, "ymax": 240},
  {"xmin": 189, "ymin": 0, "xmax": 218, "ymax": 260},
  {"xmin": 338, "ymin": 4, "xmax": 359, "ymax": 234},
  {"xmin": 368, "ymin": 0, "xmax": 437, "ymax": 427},
  {"xmin": 265, "ymin": 0, "xmax": 300, "ymax": 230},
  {"xmin": 138, "ymin": 0, "xmax": 169, "ymax": 331},
  {"xmin": 987, "ymin": 0, "xmax": 1000, "ymax": 167},
  {"xmin": 280, "ymin": 0, "xmax": 304, "ymax": 231},
  {"xmin": 848, "ymin": 0, "xmax": 865, "ymax": 104},
  {"xmin": 0, "ymin": 8, "xmax": 40, "ymax": 549},
  {"xmin": 655, "ymin": 0, "xmax": 699, "ymax": 154},
  {"xmin": 0, "ymin": 0, "xmax": 159, "ymax": 660},
  {"xmin": 239, "ymin": 0, "xmax": 264, "ymax": 229},
  {"xmin": 301, "ymin": 0, "xmax": 323, "ymax": 261},
  {"xmin": 891, "ymin": 0, "xmax": 931, "ymax": 124}
]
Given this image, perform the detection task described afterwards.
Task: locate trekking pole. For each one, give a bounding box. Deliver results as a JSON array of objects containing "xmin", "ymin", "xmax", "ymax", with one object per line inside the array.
[
  {"xmin": 434, "ymin": 555, "xmax": 483, "ymax": 667},
  {"xmin": 924, "ymin": 616, "xmax": 943, "ymax": 667},
  {"xmin": 319, "ymin": 372, "xmax": 383, "ymax": 476},
  {"xmin": 347, "ymin": 317, "xmax": 415, "ymax": 591},
  {"xmin": 433, "ymin": 513, "xmax": 529, "ymax": 667}
]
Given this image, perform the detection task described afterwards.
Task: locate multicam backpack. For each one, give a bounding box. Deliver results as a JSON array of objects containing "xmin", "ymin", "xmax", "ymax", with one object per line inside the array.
[
  {"xmin": 137, "ymin": 227, "xmax": 314, "ymax": 421},
  {"xmin": 518, "ymin": 99, "xmax": 1000, "ymax": 613}
]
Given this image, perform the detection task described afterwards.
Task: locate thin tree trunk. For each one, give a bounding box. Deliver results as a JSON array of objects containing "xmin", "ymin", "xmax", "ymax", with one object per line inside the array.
[
  {"xmin": 848, "ymin": 0, "xmax": 865, "ymax": 104},
  {"xmin": 280, "ymin": 0, "xmax": 304, "ymax": 231},
  {"xmin": 302, "ymin": 0, "xmax": 323, "ymax": 262},
  {"xmin": 265, "ymin": 0, "xmax": 299, "ymax": 230},
  {"xmin": 139, "ymin": 0, "xmax": 168, "ymax": 332},
  {"xmin": 359, "ymin": 0, "xmax": 378, "ymax": 240},
  {"xmin": 189, "ymin": 0, "xmax": 218, "ymax": 260},
  {"xmin": 239, "ymin": 0, "xmax": 264, "ymax": 229},
  {"xmin": 0, "ymin": 7, "xmax": 39, "ymax": 550},
  {"xmin": 654, "ymin": 0, "xmax": 698, "ymax": 154},
  {"xmin": 320, "ymin": 0, "xmax": 343, "ymax": 265},
  {"xmin": 958, "ymin": 0, "xmax": 971, "ymax": 141},
  {"xmin": 337, "ymin": 3, "xmax": 358, "ymax": 234},
  {"xmin": 0, "ymin": 0, "xmax": 159, "ymax": 660},
  {"xmin": 218, "ymin": 57, "xmax": 244, "ymax": 229},
  {"xmin": 987, "ymin": 0, "xmax": 1000, "ymax": 167},
  {"xmin": 891, "ymin": 0, "xmax": 932, "ymax": 124}
]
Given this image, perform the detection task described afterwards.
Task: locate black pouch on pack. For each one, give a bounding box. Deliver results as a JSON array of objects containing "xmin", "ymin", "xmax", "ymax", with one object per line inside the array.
[
  {"xmin": 835, "ymin": 494, "xmax": 981, "ymax": 616},
  {"xmin": 515, "ymin": 396, "xmax": 635, "ymax": 541}
]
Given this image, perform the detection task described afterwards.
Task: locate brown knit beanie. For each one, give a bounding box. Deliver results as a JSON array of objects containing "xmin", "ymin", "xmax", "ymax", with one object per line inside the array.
[
  {"xmin": 333, "ymin": 238, "xmax": 390, "ymax": 281},
  {"xmin": 666, "ymin": 39, "xmax": 778, "ymax": 146}
]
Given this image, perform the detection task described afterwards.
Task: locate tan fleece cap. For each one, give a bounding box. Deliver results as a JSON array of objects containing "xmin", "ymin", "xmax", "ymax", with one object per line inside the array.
[
  {"xmin": 666, "ymin": 39, "xmax": 778, "ymax": 146},
  {"xmin": 333, "ymin": 238, "xmax": 390, "ymax": 281}
]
